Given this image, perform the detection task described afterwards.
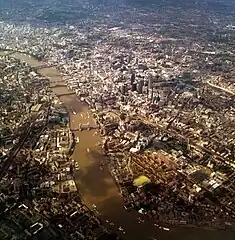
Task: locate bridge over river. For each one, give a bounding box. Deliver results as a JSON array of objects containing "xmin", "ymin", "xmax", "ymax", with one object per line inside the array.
[{"xmin": 4, "ymin": 51, "xmax": 234, "ymax": 240}]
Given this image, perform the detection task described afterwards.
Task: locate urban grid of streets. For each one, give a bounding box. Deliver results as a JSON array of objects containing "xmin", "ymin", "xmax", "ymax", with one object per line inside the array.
[{"xmin": 1, "ymin": 0, "xmax": 235, "ymax": 239}]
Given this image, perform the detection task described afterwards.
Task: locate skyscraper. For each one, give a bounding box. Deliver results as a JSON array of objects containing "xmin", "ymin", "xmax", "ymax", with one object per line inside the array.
[
  {"xmin": 120, "ymin": 84, "xmax": 126, "ymax": 95},
  {"xmin": 130, "ymin": 72, "xmax": 135, "ymax": 85},
  {"xmin": 148, "ymin": 75, "xmax": 153, "ymax": 89},
  {"xmin": 137, "ymin": 79, "xmax": 144, "ymax": 94},
  {"xmin": 131, "ymin": 82, "xmax": 137, "ymax": 92}
]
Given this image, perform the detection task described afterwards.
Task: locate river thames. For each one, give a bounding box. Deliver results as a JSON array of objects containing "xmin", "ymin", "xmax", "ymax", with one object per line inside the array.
[{"xmin": 5, "ymin": 51, "xmax": 234, "ymax": 240}]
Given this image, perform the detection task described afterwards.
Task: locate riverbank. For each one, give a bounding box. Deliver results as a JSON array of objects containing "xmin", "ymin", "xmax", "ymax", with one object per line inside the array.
[{"xmin": 3, "ymin": 51, "xmax": 234, "ymax": 240}]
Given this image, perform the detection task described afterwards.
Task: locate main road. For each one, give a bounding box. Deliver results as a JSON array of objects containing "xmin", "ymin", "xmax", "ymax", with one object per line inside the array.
[{"xmin": 4, "ymin": 51, "xmax": 234, "ymax": 240}]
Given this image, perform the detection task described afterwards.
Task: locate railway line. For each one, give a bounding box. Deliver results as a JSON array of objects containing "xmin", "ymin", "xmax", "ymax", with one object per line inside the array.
[{"xmin": 0, "ymin": 112, "xmax": 42, "ymax": 180}]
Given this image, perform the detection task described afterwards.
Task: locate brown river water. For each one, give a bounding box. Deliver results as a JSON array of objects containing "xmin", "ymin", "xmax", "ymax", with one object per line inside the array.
[{"xmin": 5, "ymin": 52, "xmax": 234, "ymax": 240}]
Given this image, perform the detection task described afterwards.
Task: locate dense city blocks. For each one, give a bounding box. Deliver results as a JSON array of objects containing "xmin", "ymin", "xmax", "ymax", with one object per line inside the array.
[{"xmin": 0, "ymin": 1, "xmax": 235, "ymax": 240}]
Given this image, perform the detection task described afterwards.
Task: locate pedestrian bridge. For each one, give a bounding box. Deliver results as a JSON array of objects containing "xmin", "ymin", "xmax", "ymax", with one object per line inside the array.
[
  {"xmin": 32, "ymin": 64, "xmax": 57, "ymax": 70},
  {"xmin": 57, "ymin": 92, "xmax": 75, "ymax": 97},
  {"xmin": 50, "ymin": 84, "xmax": 67, "ymax": 88},
  {"xmin": 2, "ymin": 50, "xmax": 16, "ymax": 57}
]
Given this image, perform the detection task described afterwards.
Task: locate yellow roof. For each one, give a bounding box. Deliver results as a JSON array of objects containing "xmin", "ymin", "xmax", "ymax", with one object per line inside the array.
[
  {"xmin": 133, "ymin": 175, "xmax": 151, "ymax": 187},
  {"xmin": 31, "ymin": 104, "xmax": 42, "ymax": 112},
  {"xmin": 60, "ymin": 147, "xmax": 68, "ymax": 154}
]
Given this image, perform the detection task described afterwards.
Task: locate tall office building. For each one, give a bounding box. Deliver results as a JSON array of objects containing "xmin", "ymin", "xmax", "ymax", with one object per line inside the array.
[
  {"xmin": 137, "ymin": 79, "xmax": 144, "ymax": 94},
  {"xmin": 127, "ymin": 54, "xmax": 132, "ymax": 64},
  {"xmin": 148, "ymin": 75, "xmax": 153, "ymax": 89},
  {"xmin": 120, "ymin": 55, "xmax": 125, "ymax": 65},
  {"xmin": 120, "ymin": 84, "xmax": 127, "ymax": 95},
  {"xmin": 135, "ymin": 57, "xmax": 139, "ymax": 65},
  {"xmin": 131, "ymin": 82, "xmax": 137, "ymax": 92},
  {"xmin": 130, "ymin": 72, "xmax": 135, "ymax": 85},
  {"xmin": 148, "ymin": 87, "xmax": 154, "ymax": 101}
]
